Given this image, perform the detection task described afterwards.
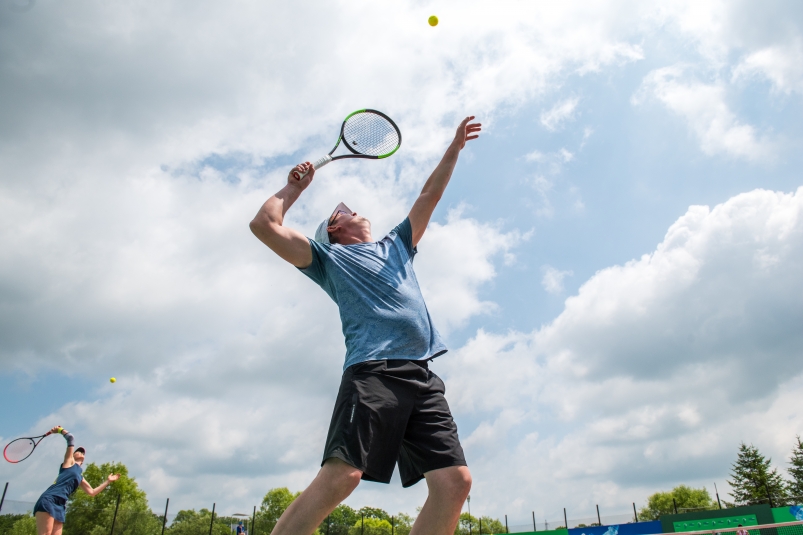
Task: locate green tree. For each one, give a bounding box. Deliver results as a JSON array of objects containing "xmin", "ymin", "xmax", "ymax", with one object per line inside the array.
[
  {"xmin": 638, "ymin": 485, "xmax": 716, "ymax": 520},
  {"xmin": 359, "ymin": 507, "xmax": 391, "ymax": 522},
  {"xmin": 64, "ymin": 461, "xmax": 153, "ymax": 535},
  {"xmin": 350, "ymin": 516, "xmax": 392, "ymax": 535},
  {"xmin": 455, "ymin": 512, "xmax": 479, "ymax": 535},
  {"xmin": 322, "ymin": 503, "xmax": 360, "ymax": 535},
  {"xmin": 7, "ymin": 515, "xmax": 37, "ymax": 535},
  {"xmin": 166, "ymin": 508, "xmax": 230, "ymax": 535},
  {"xmin": 477, "ymin": 516, "xmax": 505, "ymax": 534},
  {"xmin": 788, "ymin": 436, "xmax": 803, "ymax": 500},
  {"xmin": 728, "ymin": 443, "xmax": 790, "ymax": 506},
  {"xmin": 0, "ymin": 513, "xmax": 28, "ymax": 534},
  {"xmin": 255, "ymin": 487, "xmax": 301, "ymax": 534},
  {"xmin": 393, "ymin": 513, "xmax": 414, "ymax": 535}
]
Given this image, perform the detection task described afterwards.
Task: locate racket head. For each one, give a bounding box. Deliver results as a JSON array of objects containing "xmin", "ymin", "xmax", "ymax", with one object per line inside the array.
[
  {"xmin": 339, "ymin": 109, "xmax": 401, "ymax": 159},
  {"xmin": 4, "ymin": 437, "xmax": 37, "ymax": 463}
]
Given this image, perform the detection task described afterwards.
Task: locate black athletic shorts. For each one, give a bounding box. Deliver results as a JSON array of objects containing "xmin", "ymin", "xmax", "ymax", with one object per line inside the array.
[{"xmin": 322, "ymin": 359, "xmax": 467, "ymax": 487}]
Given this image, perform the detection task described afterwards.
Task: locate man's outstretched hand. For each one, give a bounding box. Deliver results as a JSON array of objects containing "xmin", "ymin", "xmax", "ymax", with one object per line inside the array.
[{"xmin": 454, "ymin": 116, "xmax": 482, "ymax": 150}]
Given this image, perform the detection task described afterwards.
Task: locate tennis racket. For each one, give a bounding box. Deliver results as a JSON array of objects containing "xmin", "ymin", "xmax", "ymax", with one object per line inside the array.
[
  {"xmin": 292, "ymin": 109, "xmax": 401, "ymax": 180},
  {"xmin": 4, "ymin": 431, "xmax": 55, "ymax": 463}
]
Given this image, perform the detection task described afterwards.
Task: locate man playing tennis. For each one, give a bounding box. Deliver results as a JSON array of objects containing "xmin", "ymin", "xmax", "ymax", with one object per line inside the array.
[{"xmin": 250, "ymin": 116, "xmax": 481, "ymax": 535}]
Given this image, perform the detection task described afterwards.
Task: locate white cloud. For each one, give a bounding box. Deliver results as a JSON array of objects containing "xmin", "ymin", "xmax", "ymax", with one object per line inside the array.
[
  {"xmin": 528, "ymin": 175, "xmax": 555, "ymax": 218},
  {"xmin": 540, "ymin": 98, "xmax": 580, "ymax": 131},
  {"xmin": 732, "ymin": 40, "xmax": 803, "ymax": 95},
  {"xmin": 440, "ymin": 187, "xmax": 803, "ymax": 519},
  {"xmin": 524, "ymin": 150, "xmax": 546, "ymax": 163},
  {"xmin": 541, "ymin": 265, "xmax": 573, "ymax": 294},
  {"xmin": 633, "ymin": 66, "xmax": 773, "ymax": 160},
  {"xmin": 416, "ymin": 206, "xmax": 524, "ymax": 333}
]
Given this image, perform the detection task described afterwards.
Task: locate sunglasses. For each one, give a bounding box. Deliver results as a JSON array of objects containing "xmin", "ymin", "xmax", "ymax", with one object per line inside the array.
[{"xmin": 329, "ymin": 210, "xmax": 350, "ymax": 226}]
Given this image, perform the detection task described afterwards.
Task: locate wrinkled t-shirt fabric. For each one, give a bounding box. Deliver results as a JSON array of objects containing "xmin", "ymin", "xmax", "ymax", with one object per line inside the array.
[{"xmin": 299, "ymin": 217, "xmax": 447, "ymax": 370}]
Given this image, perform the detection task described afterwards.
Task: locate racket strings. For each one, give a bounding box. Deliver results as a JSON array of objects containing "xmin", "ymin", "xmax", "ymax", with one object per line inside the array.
[
  {"xmin": 4, "ymin": 438, "xmax": 35, "ymax": 462},
  {"xmin": 343, "ymin": 112, "xmax": 400, "ymax": 157}
]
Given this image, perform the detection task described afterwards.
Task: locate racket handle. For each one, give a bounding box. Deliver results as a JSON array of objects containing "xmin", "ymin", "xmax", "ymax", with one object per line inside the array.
[{"xmin": 292, "ymin": 155, "xmax": 333, "ymax": 180}]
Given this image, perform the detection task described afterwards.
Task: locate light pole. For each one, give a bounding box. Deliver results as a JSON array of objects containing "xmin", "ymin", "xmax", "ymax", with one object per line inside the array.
[{"xmin": 467, "ymin": 495, "xmax": 472, "ymax": 535}]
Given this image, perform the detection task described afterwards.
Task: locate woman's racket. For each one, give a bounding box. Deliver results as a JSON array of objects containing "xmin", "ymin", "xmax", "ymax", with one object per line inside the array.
[
  {"xmin": 292, "ymin": 109, "xmax": 401, "ymax": 180},
  {"xmin": 4, "ymin": 431, "xmax": 54, "ymax": 463}
]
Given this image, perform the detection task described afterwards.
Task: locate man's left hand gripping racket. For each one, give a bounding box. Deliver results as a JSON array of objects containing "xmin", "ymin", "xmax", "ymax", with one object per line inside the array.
[
  {"xmin": 293, "ymin": 109, "xmax": 401, "ymax": 180},
  {"xmin": 4, "ymin": 430, "xmax": 55, "ymax": 463}
]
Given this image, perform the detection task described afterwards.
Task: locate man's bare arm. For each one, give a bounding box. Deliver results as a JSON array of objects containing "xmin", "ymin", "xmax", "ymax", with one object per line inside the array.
[
  {"xmin": 250, "ymin": 162, "xmax": 315, "ymax": 268},
  {"xmin": 408, "ymin": 116, "xmax": 481, "ymax": 247}
]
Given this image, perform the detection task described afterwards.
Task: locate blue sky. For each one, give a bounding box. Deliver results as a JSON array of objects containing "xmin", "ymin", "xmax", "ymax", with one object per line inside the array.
[{"xmin": 1, "ymin": 0, "xmax": 802, "ymax": 526}]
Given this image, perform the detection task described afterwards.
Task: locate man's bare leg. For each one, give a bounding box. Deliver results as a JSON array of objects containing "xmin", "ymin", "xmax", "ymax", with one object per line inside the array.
[
  {"xmin": 271, "ymin": 458, "xmax": 363, "ymax": 535},
  {"xmin": 410, "ymin": 466, "xmax": 472, "ymax": 535}
]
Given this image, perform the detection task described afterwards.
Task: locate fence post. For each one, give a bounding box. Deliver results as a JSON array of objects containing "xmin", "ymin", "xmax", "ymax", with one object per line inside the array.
[
  {"xmin": 0, "ymin": 482, "xmax": 8, "ymax": 513},
  {"xmin": 480, "ymin": 518, "xmax": 483, "ymax": 534},
  {"xmin": 596, "ymin": 505, "xmax": 601, "ymax": 526},
  {"xmin": 392, "ymin": 515, "xmax": 395, "ymax": 535},
  {"xmin": 633, "ymin": 503, "xmax": 639, "ymax": 522},
  {"xmin": 327, "ymin": 515, "xmax": 331, "ymax": 535},
  {"xmin": 160, "ymin": 498, "xmax": 169, "ymax": 535},
  {"xmin": 564, "ymin": 508, "xmax": 568, "ymax": 530},
  {"xmin": 252, "ymin": 505, "xmax": 257, "ymax": 535},
  {"xmin": 361, "ymin": 513, "xmax": 364, "ymax": 535},
  {"xmin": 208, "ymin": 503, "xmax": 216, "ymax": 535},
  {"xmin": 109, "ymin": 494, "xmax": 121, "ymax": 535},
  {"xmin": 714, "ymin": 483, "xmax": 722, "ymax": 509},
  {"xmin": 672, "ymin": 498, "xmax": 678, "ymax": 514},
  {"xmin": 505, "ymin": 514, "xmax": 509, "ymax": 534},
  {"xmin": 533, "ymin": 511, "xmax": 537, "ymax": 532}
]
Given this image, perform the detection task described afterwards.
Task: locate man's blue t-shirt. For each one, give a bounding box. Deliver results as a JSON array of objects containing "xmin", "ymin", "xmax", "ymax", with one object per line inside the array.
[{"xmin": 300, "ymin": 218, "xmax": 447, "ymax": 370}]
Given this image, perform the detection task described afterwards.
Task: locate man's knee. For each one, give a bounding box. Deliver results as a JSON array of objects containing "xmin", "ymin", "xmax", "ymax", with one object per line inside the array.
[
  {"xmin": 450, "ymin": 466, "xmax": 472, "ymax": 497},
  {"xmin": 321, "ymin": 457, "xmax": 363, "ymax": 494},
  {"xmin": 427, "ymin": 465, "xmax": 472, "ymax": 500}
]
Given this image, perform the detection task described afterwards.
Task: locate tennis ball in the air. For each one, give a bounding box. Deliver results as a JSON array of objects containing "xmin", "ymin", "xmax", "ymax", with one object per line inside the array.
[
  {"xmin": 110, "ymin": 377, "xmax": 116, "ymax": 383},
  {"xmin": 428, "ymin": 15, "xmax": 438, "ymax": 27}
]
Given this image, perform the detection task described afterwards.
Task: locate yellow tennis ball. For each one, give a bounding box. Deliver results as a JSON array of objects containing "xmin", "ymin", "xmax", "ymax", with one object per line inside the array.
[
  {"xmin": 110, "ymin": 377, "xmax": 116, "ymax": 383},
  {"xmin": 428, "ymin": 15, "xmax": 438, "ymax": 27}
]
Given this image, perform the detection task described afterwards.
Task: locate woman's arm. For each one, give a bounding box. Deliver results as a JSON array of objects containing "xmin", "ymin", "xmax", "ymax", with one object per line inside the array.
[
  {"xmin": 52, "ymin": 426, "xmax": 75, "ymax": 469},
  {"xmin": 80, "ymin": 473, "xmax": 120, "ymax": 497}
]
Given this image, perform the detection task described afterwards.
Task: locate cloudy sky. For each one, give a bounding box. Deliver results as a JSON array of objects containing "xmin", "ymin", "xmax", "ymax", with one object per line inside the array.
[{"xmin": 1, "ymin": 0, "xmax": 802, "ymax": 527}]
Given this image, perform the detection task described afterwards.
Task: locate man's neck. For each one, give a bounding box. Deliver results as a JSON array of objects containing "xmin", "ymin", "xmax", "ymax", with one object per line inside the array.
[{"xmin": 338, "ymin": 232, "xmax": 373, "ymax": 245}]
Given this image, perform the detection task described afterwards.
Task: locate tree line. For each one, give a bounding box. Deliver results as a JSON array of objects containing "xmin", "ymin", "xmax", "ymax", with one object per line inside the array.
[
  {"xmin": 0, "ymin": 464, "xmax": 506, "ymax": 535},
  {"xmin": 3, "ymin": 436, "xmax": 799, "ymax": 534},
  {"xmin": 253, "ymin": 487, "xmax": 505, "ymax": 535},
  {"xmin": 639, "ymin": 436, "xmax": 803, "ymax": 521}
]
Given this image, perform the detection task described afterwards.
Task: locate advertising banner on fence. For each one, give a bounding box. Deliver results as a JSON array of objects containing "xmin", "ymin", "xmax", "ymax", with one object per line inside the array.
[{"xmin": 569, "ymin": 521, "xmax": 663, "ymax": 535}]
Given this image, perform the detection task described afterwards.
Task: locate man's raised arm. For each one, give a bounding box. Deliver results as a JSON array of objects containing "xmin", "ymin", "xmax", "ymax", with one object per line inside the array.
[
  {"xmin": 250, "ymin": 162, "xmax": 316, "ymax": 268},
  {"xmin": 408, "ymin": 116, "xmax": 481, "ymax": 247}
]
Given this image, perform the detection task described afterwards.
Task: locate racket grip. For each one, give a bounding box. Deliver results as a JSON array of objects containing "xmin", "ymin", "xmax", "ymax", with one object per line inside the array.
[{"xmin": 292, "ymin": 155, "xmax": 333, "ymax": 180}]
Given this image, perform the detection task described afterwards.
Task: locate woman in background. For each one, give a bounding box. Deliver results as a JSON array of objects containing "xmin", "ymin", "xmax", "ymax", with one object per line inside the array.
[{"xmin": 33, "ymin": 425, "xmax": 119, "ymax": 535}]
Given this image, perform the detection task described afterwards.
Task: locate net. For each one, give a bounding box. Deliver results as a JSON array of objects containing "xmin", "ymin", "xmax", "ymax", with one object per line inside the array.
[
  {"xmin": 342, "ymin": 111, "xmax": 400, "ymax": 157},
  {"xmin": 3, "ymin": 438, "xmax": 36, "ymax": 463}
]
